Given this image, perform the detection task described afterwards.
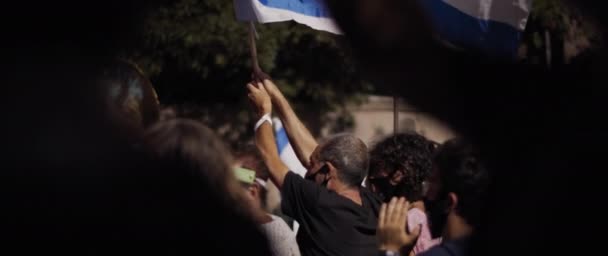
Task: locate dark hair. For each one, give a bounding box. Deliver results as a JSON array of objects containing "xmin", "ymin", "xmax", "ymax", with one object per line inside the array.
[
  {"xmin": 369, "ymin": 132, "xmax": 436, "ymax": 201},
  {"xmin": 319, "ymin": 134, "xmax": 369, "ymax": 187},
  {"xmin": 143, "ymin": 118, "xmax": 241, "ymax": 204},
  {"xmin": 434, "ymin": 139, "xmax": 490, "ymax": 228},
  {"xmin": 139, "ymin": 119, "xmax": 271, "ymax": 254}
]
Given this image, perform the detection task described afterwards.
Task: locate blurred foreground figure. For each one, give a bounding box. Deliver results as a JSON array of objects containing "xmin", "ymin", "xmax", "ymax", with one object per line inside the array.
[
  {"xmin": 97, "ymin": 59, "xmax": 160, "ymax": 136},
  {"xmin": 1, "ymin": 1, "xmax": 269, "ymax": 254},
  {"xmin": 142, "ymin": 119, "xmax": 272, "ymax": 254},
  {"xmin": 325, "ymin": 0, "xmax": 606, "ymax": 254}
]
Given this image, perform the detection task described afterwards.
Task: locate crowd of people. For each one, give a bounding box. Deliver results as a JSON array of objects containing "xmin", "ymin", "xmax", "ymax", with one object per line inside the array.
[
  {"xmin": 48, "ymin": 60, "xmax": 491, "ymax": 255},
  {"xmin": 42, "ymin": 61, "xmax": 492, "ymax": 255},
  {"xmin": 244, "ymin": 79, "xmax": 490, "ymax": 256},
  {"xmin": 62, "ymin": 65, "xmax": 490, "ymax": 255},
  {"xmin": 7, "ymin": 0, "xmax": 605, "ymax": 255}
]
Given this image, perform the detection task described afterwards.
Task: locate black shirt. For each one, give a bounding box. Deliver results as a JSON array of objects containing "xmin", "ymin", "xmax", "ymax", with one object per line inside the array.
[
  {"xmin": 281, "ymin": 171, "xmax": 382, "ymax": 256},
  {"xmin": 418, "ymin": 238, "xmax": 469, "ymax": 256}
]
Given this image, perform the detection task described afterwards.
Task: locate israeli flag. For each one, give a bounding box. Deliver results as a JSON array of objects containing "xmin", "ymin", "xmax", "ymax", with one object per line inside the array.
[
  {"xmin": 273, "ymin": 118, "xmax": 307, "ymax": 177},
  {"xmin": 420, "ymin": 0, "xmax": 532, "ymax": 57},
  {"xmin": 235, "ymin": 0, "xmax": 530, "ymax": 57},
  {"xmin": 273, "ymin": 118, "xmax": 307, "ymax": 233},
  {"xmin": 233, "ymin": 0, "xmax": 341, "ymax": 34}
]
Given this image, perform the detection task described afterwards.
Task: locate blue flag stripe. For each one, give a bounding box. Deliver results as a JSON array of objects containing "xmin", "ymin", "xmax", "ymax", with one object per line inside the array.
[
  {"xmin": 258, "ymin": 0, "xmax": 332, "ymax": 18},
  {"xmin": 235, "ymin": 0, "xmax": 529, "ymax": 56},
  {"xmin": 275, "ymin": 126, "xmax": 290, "ymax": 154},
  {"xmin": 420, "ymin": 0, "xmax": 523, "ymax": 57}
]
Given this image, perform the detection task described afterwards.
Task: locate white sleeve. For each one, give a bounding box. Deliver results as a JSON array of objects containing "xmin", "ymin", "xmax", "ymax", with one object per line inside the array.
[{"xmin": 263, "ymin": 217, "xmax": 302, "ymax": 256}]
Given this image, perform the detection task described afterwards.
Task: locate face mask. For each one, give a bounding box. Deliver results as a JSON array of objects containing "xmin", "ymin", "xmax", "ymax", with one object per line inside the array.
[
  {"xmin": 320, "ymin": 175, "xmax": 330, "ymax": 187},
  {"xmin": 306, "ymin": 164, "xmax": 331, "ymax": 188},
  {"xmin": 424, "ymin": 197, "xmax": 450, "ymax": 239},
  {"xmin": 368, "ymin": 177, "xmax": 397, "ymax": 202}
]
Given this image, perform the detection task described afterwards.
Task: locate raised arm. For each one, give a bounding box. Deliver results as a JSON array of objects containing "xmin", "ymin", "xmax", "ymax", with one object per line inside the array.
[
  {"xmin": 262, "ymin": 79, "xmax": 318, "ymax": 168},
  {"xmin": 248, "ymin": 83, "xmax": 290, "ymax": 188}
]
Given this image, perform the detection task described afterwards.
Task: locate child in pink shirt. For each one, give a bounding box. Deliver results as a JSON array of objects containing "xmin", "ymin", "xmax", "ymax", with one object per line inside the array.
[{"xmin": 407, "ymin": 208, "xmax": 442, "ymax": 255}]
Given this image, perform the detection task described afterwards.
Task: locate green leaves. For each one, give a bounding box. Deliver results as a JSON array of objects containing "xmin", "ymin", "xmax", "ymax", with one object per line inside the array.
[
  {"xmin": 520, "ymin": 0, "xmax": 601, "ymax": 64},
  {"xmin": 532, "ymin": 0, "xmax": 567, "ymax": 27}
]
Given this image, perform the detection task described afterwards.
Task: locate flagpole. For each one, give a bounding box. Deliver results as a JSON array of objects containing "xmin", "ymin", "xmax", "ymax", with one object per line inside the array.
[
  {"xmin": 393, "ymin": 96, "xmax": 399, "ymax": 134},
  {"xmin": 248, "ymin": 21, "xmax": 269, "ymax": 82},
  {"xmin": 249, "ymin": 22, "xmax": 260, "ymax": 74}
]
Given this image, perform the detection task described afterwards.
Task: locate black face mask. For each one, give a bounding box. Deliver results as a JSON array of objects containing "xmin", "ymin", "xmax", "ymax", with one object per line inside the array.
[
  {"xmin": 306, "ymin": 164, "xmax": 331, "ymax": 187},
  {"xmin": 368, "ymin": 177, "xmax": 397, "ymax": 202},
  {"xmin": 424, "ymin": 197, "xmax": 450, "ymax": 239}
]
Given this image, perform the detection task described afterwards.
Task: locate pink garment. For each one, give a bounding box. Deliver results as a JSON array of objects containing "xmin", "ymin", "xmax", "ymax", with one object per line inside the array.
[{"xmin": 407, "ymin": 208, "xmax": 442, "ymax": 255}]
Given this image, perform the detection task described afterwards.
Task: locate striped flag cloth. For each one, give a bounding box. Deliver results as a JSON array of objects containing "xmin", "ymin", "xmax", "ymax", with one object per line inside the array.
[
  {"xmin": 273, "ymin": 118, "xmax": 307, "ymax": 177},
  {"xmin": 233, "ymin": 0, "xmax": 341, "ymax": 34},
  {"xmin": 234, "ymin": 0, "xmax": 531, "ymax": 57},
  {"xmin": 272, "ymin": 118, "xmax": 307, "ymax": 233},
  {"xmin": 419, "ymin": 0, "xmax": 532, "ymax": 57}
]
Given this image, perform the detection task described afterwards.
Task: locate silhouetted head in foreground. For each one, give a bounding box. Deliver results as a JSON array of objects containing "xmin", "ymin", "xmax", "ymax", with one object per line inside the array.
[
  {"xmin": 425, "ymin": 139, "xmax": 490, "ymax": 239},
  {"xmin": 98, "ymin": 59, "xmax": 160, "ymax": 131},
  {"xmin": 143, "ymin": 118, "xmax": 241, "ymax": 204},
  {"xmin": 140, "ymin": 118, "xmax": 271, "ymax": 254},
  {"xmin": 1, "ymin": 1, "xmax": 268, "ymax": 254}
]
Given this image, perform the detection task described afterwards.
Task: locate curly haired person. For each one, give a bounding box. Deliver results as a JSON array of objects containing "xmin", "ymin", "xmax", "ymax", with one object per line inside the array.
[{"xmin": 367, "ymin": 133, "xmax": 439, "ymax": 255}]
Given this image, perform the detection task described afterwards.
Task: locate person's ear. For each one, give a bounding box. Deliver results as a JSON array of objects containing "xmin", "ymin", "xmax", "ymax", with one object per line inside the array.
[
  {"xmin": 447, "ymin": 192, "xmax": 458, "ymax": 212},
  {"xmin": 249, "ymin": 184, "xmax": 259, "ymax": 197},
  {"xmin": 325, "ymin": 162, "xmax": 338, "ymax": 177},
  {"xmin": 305, "ymin": 158, "xmax": 313, "ymax": 170}
]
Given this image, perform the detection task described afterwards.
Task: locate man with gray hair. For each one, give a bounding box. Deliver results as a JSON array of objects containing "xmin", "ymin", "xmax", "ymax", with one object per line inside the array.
[{"xmin": 247, "ymin": 79, "xmax": 381, "ymax": 256}]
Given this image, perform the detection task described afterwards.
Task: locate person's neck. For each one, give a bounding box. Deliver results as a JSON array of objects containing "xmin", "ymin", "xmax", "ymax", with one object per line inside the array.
[
  {"xmin": 333, "ymin": 182, "xmax": 362, "ymax": 206},
  {"xmin": 444, "ymin": 213, "xmax": 474, "ymax": 241},
  {"xmin": 252, "ymin": 207, "xmax": 273, "ymax": 224},
  {"xmin": 411, "ymin": 200, "xmax": 425, "ymax": 211}
]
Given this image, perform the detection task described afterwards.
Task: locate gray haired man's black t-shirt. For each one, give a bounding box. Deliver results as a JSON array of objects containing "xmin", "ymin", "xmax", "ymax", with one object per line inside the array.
[{"xmin": 281, "ymin": 171, "xmax": 382, "ymax": 256}]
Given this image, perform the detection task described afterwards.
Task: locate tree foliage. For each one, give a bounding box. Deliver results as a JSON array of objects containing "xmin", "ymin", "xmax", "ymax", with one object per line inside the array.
[
  {"xmin": 125, "ymin": 0, "xmax": 372, "ymax": 147},
  {"xmin": 122, "ymin": 0, "xmax": 598, "ymax": 147},
  {"xmin": 522, "ymin": 0, "xmax": 602, "ymax": 65}
]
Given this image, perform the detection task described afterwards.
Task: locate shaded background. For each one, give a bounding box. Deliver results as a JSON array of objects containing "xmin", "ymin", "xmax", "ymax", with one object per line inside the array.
[{"xmin": 110, "ymin": 0, "xmax": 602, "ymax": 148}]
